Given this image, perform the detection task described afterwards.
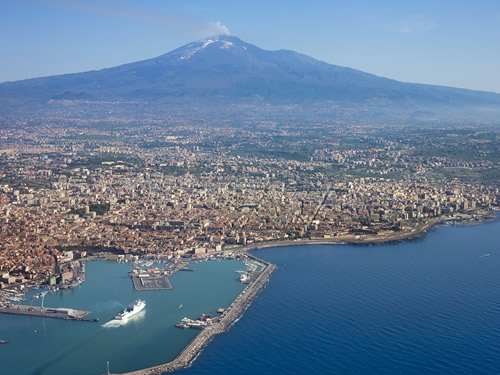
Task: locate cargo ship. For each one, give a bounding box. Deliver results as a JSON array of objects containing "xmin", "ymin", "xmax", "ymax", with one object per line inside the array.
[{"xmin": 115, "ymin": 299, "xmax": 146, "ymax": 320}]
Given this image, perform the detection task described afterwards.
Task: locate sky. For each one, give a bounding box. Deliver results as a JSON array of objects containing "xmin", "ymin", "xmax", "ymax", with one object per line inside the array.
[{"xmin": 1, "ymin": 0, "xmax": 500, "ymax": 93}]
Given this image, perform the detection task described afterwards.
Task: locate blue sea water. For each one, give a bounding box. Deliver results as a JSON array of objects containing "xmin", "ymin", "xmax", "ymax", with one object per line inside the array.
[
  {"xmin": 180, "ymin": 219, "xmax": 500, "ymax": 375},
  {"xmin": 0, "ymin": 259, "xmax": 246, "ymax": 375},
  {"xmin": 1, "ymin": 219, "xmax": 499, "ymax": 375}
]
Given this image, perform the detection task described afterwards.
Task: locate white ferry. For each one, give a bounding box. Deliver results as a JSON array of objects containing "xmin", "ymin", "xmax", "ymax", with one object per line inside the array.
[{"xmin": 115, "ymin": 299, "xmax": 146, "ymax": 320}]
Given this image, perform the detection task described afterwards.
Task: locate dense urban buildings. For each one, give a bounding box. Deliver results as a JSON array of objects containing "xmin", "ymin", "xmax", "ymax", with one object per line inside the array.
[{"xmin": 1, "ymin": 122, "xmax": 498, "ymax": 289}]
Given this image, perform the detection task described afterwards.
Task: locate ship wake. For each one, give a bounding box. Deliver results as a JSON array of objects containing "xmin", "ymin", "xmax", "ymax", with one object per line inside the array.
[{"xmin": 102, "ymin": 310, "xmax": 146, "ymax": 328}]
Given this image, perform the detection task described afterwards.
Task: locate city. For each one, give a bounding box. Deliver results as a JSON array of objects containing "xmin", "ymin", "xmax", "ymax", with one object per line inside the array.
[
  {"xmin": 1, "ymin": 2, "xmax": 500, "ymax": 373},
  {"xmin": 1, "ymin": 123, "xmax": 498, "ymax": 289}
]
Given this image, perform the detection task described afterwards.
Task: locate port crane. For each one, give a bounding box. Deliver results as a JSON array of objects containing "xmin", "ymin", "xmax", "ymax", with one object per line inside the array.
[
  {"xmin": 39, "ymin": 291, "xmax": 48, "ymax": 312},
  {"xmin": 27, "ymin": 293, "xmax": 45, "ymax": 311},
  {"xmin": 28, "ymin": 295, "xmax": 37, "ymax": 311}
]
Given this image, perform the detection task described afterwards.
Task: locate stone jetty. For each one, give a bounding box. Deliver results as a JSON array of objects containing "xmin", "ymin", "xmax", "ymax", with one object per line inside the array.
[
  {"xmin": 0, "ymin": 304, "xmax": 97, "ymax": 322},
  {"xmin": 111, "ymin": 256, "xmax": 276, "ymax": 375}
]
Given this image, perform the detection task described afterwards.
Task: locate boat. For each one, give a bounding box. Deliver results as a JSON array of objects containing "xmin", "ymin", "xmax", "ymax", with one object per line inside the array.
[
  {"xmin": 200, "ymin": 313, "xmax": 212, "ymax": 321},
  {"xmin": 177, "ymin": 317, "xmax": 207, "ymax": 329},
  {"xmin": 240, "ymin": 273, "xmax": 249, "ymax": 283},
  {"xmin": 115, "ymin": 299, "xmax": 146, "ymax": 320},
  {"xmin": 60, "ymin": 279, "xmax": 82, "ymax": 289}
]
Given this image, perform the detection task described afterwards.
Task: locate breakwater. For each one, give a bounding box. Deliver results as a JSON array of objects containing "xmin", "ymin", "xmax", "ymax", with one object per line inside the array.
[{"xmin": 111, "ymin": 256, "xmax": 276, "ymax": 375}]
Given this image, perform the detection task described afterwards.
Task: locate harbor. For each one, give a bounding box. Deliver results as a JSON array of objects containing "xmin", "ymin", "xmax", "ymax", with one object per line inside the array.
[
  {"xmin": 111, "ymin": 254, "xmax": 276, "ymax": 375},
  {"xmin": 0, "ymin": 250, "xmax": 275, "ymax": 374},
  {"xmin": 0, "ymin": 258, "xmax": 250, "ymax": 375}
]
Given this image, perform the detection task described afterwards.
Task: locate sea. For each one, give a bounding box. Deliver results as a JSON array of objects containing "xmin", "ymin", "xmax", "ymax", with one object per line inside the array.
[
  {"xmin": 1, "ymin": 217, "xmax": 500, "ymax": 375},
  {"xmin": 180, "ymin": 218, "xmax": 500, "ymax": 375},
  {"xmin": 0, "ymin": 260, "xmax": 247, "ymax": 375}
]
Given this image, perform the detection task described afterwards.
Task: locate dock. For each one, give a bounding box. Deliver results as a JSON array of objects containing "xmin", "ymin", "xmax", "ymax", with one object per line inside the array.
[
  {"xmin": 0, "ymin": 305, "xmax": 98, "ymax": 322},
  {"xmin": 130, "ymin": 261, "xmax": 193, "ymax": 291}
]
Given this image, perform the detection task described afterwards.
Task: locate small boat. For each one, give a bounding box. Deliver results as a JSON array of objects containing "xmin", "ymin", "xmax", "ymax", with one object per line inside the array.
[
  {"xmin": 178, "ymin": 304, "xmax": 183, "ymax": 308},
  {"xmin": 240, "ymin": 273, "xmax": 249, "ymax": 283}
]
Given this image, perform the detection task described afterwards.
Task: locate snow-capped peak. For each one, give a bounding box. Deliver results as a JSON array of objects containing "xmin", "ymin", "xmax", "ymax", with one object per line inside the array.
[
  {"xmin": 157, "ymin": 36, "xmax": 243, "ymax": 64},
  {"xmin": 178, "ymin": 39, "xmax": 217, "ymax": 60},
  {"xmin": 175, "ymin": 36, "xmax": 238, "ymax": 60},
  {"xmin": 220, "ymin": 40, "xmax": 233, "ymax": 49}
]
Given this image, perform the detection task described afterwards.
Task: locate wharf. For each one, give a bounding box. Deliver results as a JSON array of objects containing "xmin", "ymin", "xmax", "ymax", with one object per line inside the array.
[
  {"xmin": 0, "ymin": 305, "xmax": 98, "ymax": 322},
  {"xmin": 130, "ymin": 261, "xmax": 192, "ymax": 291},
  {"xmin": 132, "ymin": 275, "xmax": 172, "ymax": 291},
  {"xmin": 111, "ymin": 255, "xmax": 276, "ymax": 375}
]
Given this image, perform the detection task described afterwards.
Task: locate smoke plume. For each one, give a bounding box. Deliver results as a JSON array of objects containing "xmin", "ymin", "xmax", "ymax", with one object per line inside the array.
[{"xmin": 19, "ymin": 0, "xmax": 230, "ymax": 36}]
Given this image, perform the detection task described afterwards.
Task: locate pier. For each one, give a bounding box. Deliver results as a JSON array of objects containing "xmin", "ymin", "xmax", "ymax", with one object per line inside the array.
[
  {"xmin": 132, "ymin": 275, "xmax": 172, "ymax": 291},
  {"xmin": 130, "ymin": 261, "xmax": 195, "ymax": 291},
  {"xmin": 111, "ymin": 255, "xmax": 276, "ymax": 375},
  {"xmin": 0, "ymin": 305, "xmax": 98, "ymax": 322}
]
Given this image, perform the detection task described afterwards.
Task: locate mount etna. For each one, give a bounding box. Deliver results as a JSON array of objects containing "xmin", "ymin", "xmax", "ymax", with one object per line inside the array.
[{"xmin": 1, "ymin": 35, "xmax": 499, "ymax": 125}]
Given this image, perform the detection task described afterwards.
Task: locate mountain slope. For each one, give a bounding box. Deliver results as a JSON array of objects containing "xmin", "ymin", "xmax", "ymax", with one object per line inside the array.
[{"xmin": 1, "ymin": 35, "xmax": 499, "ymax": 121}]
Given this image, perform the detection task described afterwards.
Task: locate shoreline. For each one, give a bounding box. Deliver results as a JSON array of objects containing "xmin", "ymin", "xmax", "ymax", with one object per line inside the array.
[
  {"xmin": 228, "ymin": 211, "xmax": 498, "ymax": 252},
  {"xmin": 110, "ymin": 210, "xmax": 498, "ymax": 375}
]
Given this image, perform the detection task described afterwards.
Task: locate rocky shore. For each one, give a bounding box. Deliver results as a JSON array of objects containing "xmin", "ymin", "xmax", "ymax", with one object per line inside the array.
[{"xmin": 229, "ymin": 211, "xmax": 498, "ymax": 251}]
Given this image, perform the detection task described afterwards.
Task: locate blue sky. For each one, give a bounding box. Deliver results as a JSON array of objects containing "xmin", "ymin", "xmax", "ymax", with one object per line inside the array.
[{"xmin": 1, "ymin": 0, "xmax": 499, "ymax": 92}]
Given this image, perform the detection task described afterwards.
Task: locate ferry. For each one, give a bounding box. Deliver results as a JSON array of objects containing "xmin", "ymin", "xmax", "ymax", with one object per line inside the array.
[{"xmin": 115, "ymin": 299, "xmax": 146, "ymax": 320}]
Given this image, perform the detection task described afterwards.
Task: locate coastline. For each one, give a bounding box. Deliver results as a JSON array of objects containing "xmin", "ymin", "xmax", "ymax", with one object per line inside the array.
[
  {"xmin": 109, "ymin": 210, "xmax": 498, "ymax": 375},
  {"xmin": 229, "ymin": 211, "xmax": 498, "ymax": 251}
]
